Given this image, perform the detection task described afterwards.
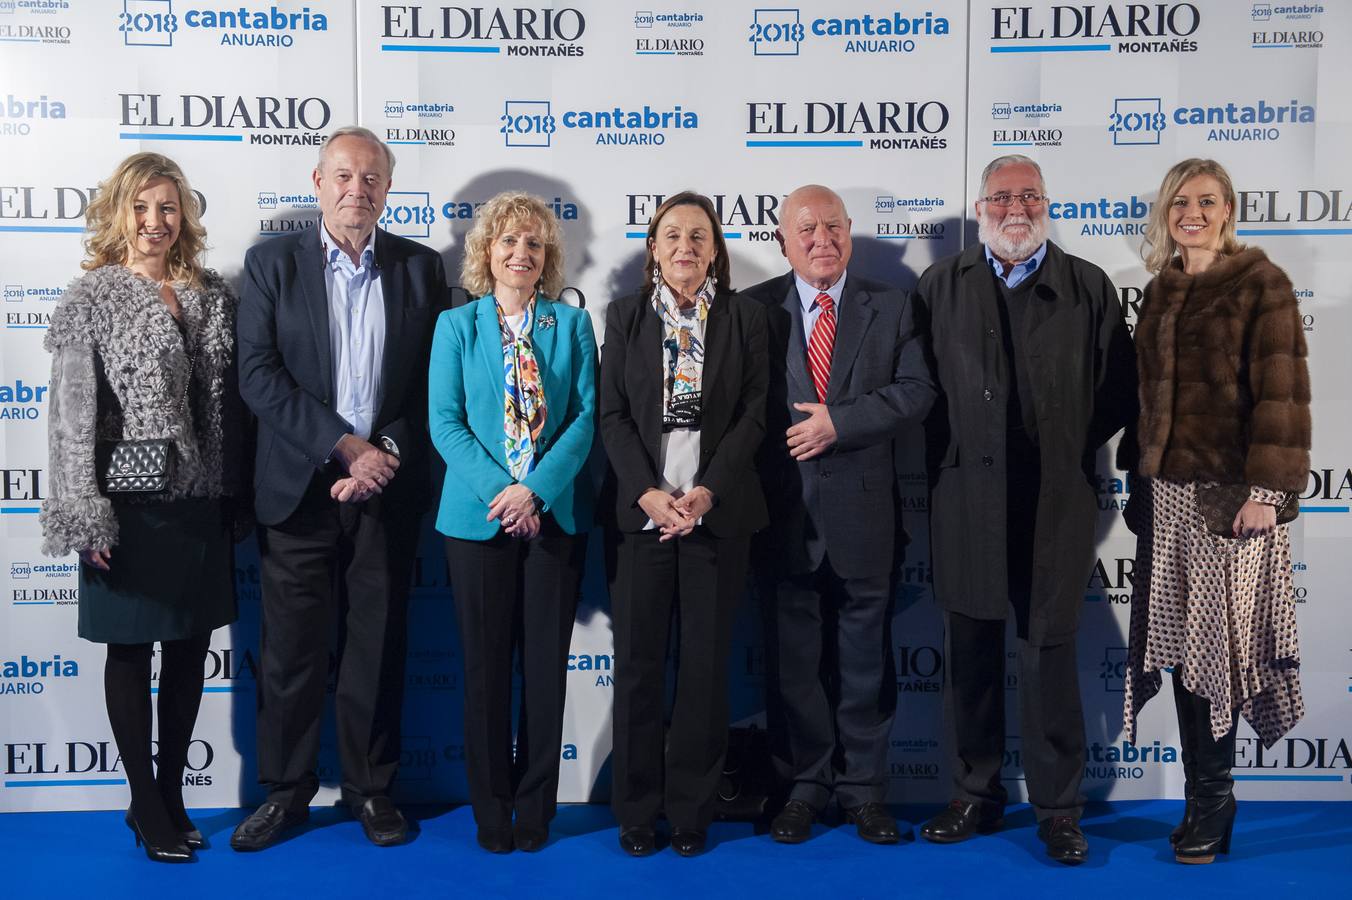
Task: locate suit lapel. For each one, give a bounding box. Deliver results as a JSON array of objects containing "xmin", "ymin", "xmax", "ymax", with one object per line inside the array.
[
  {"xmin": 781, "ymin": 278, "xmax": 813, "ymax": 404},
  {"xmin": 701, "ymin": 295, "xmax": 730, "ymax": 418},
  {"xmin": 374, "ymin": 231, "xmax": 408, "ymax": 427},
  {"xmin": 531, "ymin": 298, "xmax": 562, "ymax": 444},
  {"xmin": 634, "ymin": 298, "xmax": 664, "ymax": 457},
  {"xmin": 826, "ymin": 276, "xmax": 875, "ymax": 404},
  {"xmin": 295, "ymin": 228, "xmax": 333, "ymax": 400}
]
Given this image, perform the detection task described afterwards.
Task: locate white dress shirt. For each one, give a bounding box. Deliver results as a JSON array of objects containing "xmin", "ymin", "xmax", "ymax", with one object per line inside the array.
[{"xmin": 320, "ymin": 221, "xmax": 385, "ymax": 441}]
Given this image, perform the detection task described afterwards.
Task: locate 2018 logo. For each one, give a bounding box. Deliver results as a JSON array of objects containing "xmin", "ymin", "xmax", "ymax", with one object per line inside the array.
[
  {"xmin": 118, "ymin": 1, "xmax": 329, "ymax": 49},
  {"xmin": 502, "ymin": 100, "xmax": 696, "ymax": 148},
  {"xmin": 380, "ymin": 191, "xmax": 435, "ymax": 239},
  {"xmin": 751, "ymin": 7, "xmax": 950, "ymax": 56}
]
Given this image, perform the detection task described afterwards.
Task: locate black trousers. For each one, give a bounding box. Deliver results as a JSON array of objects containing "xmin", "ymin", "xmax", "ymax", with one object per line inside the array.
[
  {"xmin": 255, "ymin": 475, "xmax": 420, "ymax": 810},
  {"xmin": 941, "ymin": 442, "xmax": 1085, "ymax": 821},
  {"xmin": 608, "ymin": 527, "xmax": 750, "ymax": 831},
  {"xmin": 760, "ymin": 558, "xmax": 896, "ymax": 811},
  {"xmin": 443, "ymin": 520, "xmax": 585, "ymax": 829}
]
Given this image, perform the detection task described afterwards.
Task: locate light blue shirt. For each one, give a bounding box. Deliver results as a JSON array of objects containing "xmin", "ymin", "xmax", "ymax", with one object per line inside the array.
[
  {"xmin": 320, "ymin": 221, "xmax": 385, "ymax": 441},
  {"xmin": 984, "ymin": 241, "xmax": 1047, "ymax": 290},
  {"xmin": 794, "ymin": 270, "xmax": 846, "ymax": 347}
]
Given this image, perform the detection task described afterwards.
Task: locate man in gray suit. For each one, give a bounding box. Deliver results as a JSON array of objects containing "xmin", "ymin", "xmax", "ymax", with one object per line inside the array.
[{"xmin": 744, "ymin": 185, "xmax": 935, "ymax": 844}]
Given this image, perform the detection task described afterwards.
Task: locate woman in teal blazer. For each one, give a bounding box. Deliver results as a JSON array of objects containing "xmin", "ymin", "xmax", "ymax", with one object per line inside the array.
[{"xmin": 428, "ymin": 192, "xmax": 597, "ymax": 854}]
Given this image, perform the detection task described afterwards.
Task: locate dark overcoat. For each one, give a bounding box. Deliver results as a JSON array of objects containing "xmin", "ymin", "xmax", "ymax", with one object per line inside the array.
[{"xmin": 913, "ymin": 241, "xmax": 1137, "ymax": 645}]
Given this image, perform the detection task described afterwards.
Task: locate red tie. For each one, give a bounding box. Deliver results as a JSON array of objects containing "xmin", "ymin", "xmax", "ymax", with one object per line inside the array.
[{"xmin": 807, "ymin": 292, "xmax": 836, "ymax": 403}]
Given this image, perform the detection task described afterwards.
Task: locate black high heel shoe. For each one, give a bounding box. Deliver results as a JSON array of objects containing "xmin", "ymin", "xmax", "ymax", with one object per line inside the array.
[
  {"xmin": 124, "ymin": 809, "xmax": 194, "ymax": 863},
  {"xmin": 126, "ymin": 808, "xmax": 204, "ymax": 850}
]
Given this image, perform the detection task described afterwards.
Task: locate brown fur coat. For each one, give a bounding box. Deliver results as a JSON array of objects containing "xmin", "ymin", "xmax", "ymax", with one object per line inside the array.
[{"xmin": 1135, "ymin": 247, "xmax": 1310, "ymax": 492}]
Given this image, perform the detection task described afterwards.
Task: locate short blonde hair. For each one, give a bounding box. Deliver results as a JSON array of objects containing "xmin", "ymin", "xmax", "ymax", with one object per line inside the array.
[
  {"xmin": 82, "ymin": 153, "xmax": 207, "ymax": 287},
  {"xmin": 1143, "ymin": 158, "xmax": 1242, "ymax": 274},
  {"xmin": 460, "ymin": 191, "xmax": 565, "ymax": 299}
]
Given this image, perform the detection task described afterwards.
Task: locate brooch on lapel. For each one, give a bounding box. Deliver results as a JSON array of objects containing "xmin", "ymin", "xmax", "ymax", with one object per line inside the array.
[{"xmin": 537, "ymin": 314, "xmax": 557, "ymax": 330}]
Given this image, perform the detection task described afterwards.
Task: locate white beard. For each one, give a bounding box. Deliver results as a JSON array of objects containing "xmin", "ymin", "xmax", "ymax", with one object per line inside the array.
[{"xmin": 979, "ymin": 210, "xmax": 1049, "ymax": 263}]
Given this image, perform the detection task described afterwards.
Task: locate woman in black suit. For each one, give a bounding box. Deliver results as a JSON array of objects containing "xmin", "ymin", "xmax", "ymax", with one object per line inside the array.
[{"xmin": 601, "ymin": 191, "xmax": 768, "ymax": 857}]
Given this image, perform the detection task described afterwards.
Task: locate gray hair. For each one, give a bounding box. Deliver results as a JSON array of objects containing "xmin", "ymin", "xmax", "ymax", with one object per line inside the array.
[
  {"xmin": 318, "ymin": 125, "xmax": 396, "ymax": 175},
  {"xmin": 978, "ymin": 154, "xmax": 1046, "ymax": 199}
]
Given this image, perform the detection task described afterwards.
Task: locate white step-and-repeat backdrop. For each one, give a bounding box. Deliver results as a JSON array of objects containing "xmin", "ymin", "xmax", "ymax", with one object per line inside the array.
[{"xmin": 2, "ymin": 1, "xmax": 1349, "ymax": 812}]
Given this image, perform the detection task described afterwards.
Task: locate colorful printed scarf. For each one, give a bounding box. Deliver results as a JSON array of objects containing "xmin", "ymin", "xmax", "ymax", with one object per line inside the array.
[
  {"xmin": 651, "ymin": 275, "xmax": 714, "ymax": 430},
  {"xmin": 498, "ymin": 298, "xmax": 547, "ymax": 480}
]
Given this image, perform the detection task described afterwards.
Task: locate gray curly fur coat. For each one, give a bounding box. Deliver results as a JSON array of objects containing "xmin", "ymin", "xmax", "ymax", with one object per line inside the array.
[{"xmin": 40, "ymin": 265, "xmax": 245, "ymax": 556}]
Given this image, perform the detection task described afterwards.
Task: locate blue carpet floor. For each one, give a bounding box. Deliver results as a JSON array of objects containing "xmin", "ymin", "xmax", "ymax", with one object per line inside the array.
[{"xmin": 2, "ymin": 801, "xmax": 1348, "ymax": 898}]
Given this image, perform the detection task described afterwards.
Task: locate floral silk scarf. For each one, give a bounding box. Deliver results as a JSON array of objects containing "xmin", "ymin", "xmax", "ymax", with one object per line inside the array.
[
  {"xmin": 650, "ymin": 275, "xmax": 714, "ymax": 430},
  {"xmin": 498, "ymin": 298, "xmax": 547, "ymax": 480}
]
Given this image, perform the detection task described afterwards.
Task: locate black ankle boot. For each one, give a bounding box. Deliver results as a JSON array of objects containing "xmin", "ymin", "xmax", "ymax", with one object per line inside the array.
[
  {"xmin": 1174, "ymin": 683, "xmax": 1237, "ymax": 864},
  {"xmin": 1170, "ymin": 670, "xmax": 1198, "ymax": 845}
]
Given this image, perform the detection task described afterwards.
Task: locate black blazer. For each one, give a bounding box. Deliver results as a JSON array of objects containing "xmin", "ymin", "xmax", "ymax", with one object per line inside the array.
[
  {"xmin": 237, "ymin": 225, "xmax": 448, "ymax": 526},
  {"xmin": 742, "ymin": 271, "xmax": 935, "ymax": 578},
  {"xmin": 599, "ymin": 289, "xmax": 769, "ymax": 536}
]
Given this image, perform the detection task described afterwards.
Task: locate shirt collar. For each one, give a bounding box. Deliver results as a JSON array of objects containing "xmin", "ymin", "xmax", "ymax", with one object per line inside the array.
[
  {"xmin": 320, "ymin": 219, "xmax": 378, "ymax": 269},
  {"xmin": 983, "ymin": 241, "xmax": 1046, "ymax": 282},
  {"xmin": 794, "ymin": 270, "xmax": 846, "ymax": 317}
]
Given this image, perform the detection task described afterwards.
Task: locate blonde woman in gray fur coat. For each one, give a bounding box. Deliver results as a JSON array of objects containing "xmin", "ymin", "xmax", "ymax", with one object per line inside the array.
[{"xmin": 40, "ymin": 153, "xmax": 248, "ymax": 863}]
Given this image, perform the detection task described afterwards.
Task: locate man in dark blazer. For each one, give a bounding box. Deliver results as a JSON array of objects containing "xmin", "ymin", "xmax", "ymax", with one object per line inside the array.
[
  {"xmin": 231, "ymin": 126, "xmax": 447, "ymax": 850},
  {"xmin": 744, "ymin": 185, "xmax": 935, "ymax": 845},
  {"xmin": 912, "ymin": 155, "xmax": 1135, "ymax": 865}
]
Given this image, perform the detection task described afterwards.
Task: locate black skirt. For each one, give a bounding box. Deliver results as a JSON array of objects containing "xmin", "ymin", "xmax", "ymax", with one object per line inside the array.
[{"xmin": 78, "ymin": 497, "xmax": 237, "ymax": 644}]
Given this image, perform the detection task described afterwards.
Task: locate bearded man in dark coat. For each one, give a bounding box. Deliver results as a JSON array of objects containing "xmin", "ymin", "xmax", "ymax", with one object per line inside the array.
[{"xmin": 912, "ymin": 155, "xmax": 1136, "ymax": 864}]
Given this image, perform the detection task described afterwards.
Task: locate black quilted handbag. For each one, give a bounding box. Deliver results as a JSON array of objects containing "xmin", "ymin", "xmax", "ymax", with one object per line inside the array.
[
  {"xmin": 97, "ymin": 336, "xmax": 195, "ymax": 496},
  {"xmin": 97, "ymin": 439, "xmax": 177, "ymax": 493}
]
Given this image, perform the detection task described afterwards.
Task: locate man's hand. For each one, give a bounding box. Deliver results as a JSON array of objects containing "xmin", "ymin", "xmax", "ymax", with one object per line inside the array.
[
  {"xmin": 333, "ymin": 434, "xmax": 399, "ymax": 494},
  {"xmin": 330, "ymin": 477, "xmax": 376, "ymax": 504},
  {"xmin": 786, "ymin": 402, "xmax": 838, "ymax": 461},
  {"xmin": 487, "ymin": 484, "xmax": 538, "ymax": 529},
  {"xmin": 638, "ymin": 488, "xmax": 696, "ymax": 542},
  {"xmin": 672, "ymin": 486, "xmax": 715, "ymax": 521},
  {"xmin": 79, "ymin": 548, "xmax": 111, "ymax": 571}
]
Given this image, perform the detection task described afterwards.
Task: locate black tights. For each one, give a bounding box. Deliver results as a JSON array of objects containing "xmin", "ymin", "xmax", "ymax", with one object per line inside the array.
[{"xmin": 104, "ymin": 633, "xmax": 210, "ymax": 844}]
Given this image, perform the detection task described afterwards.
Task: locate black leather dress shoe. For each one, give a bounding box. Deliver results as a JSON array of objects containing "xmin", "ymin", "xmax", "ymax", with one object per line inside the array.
[
  {"xmin": 355, "ymin": 797, "xmax": 408, "ymax": 847},
  {"xmin": 230, "ymin": 802, "xmax": 309, "ymax": 852},
  {"xmin": 618, "ymin": 825, "xmax": 656, "ymax": 857},
  {"xmin": 770, "ymin": 799, "xmax": 817, "ymax": 844},
  {"xmin": 845, "ymin": 802, "xmax": 902, "ymax": 845},
  {"xmin": 477, "ymin": 824, "xmax": 514, "ymax": 853},
  {"xmin": 513, "ymin": 822, "xmax": 549, "ymax": 853},
  {"xmin": 919, "ymin": 800, "xmax": 1003, "ymax": 844},
  {"xmin": 1037, "ymin": 816, "xmax": 1088, "ymax": 865},
  {"xmin": 670, "ymin": 828, "xmax": 707, "ymax": 857}
]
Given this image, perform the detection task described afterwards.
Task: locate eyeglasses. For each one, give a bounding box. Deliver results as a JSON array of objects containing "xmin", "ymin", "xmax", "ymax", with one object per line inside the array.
[{"xmin": 981, "ymin": 191, "xmax": 1047, "ymax": 208}]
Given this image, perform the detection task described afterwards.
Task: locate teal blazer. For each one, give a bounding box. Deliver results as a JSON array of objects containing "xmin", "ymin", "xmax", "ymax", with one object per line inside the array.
[{"xmin": 428, "ymin": 295, "xmax": 597, "ymax": 539}]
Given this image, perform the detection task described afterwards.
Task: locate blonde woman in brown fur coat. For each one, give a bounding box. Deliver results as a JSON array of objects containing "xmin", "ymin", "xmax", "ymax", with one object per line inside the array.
[{"xmin": 1122, "ymin": 158, "xmax": 1311, "ymax": 866}]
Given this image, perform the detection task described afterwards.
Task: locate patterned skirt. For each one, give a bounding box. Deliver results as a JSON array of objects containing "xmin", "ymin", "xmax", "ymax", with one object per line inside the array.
[{"xmin": 1122, "ymin": 478, "xmax": 1303, "ymax": 748}]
